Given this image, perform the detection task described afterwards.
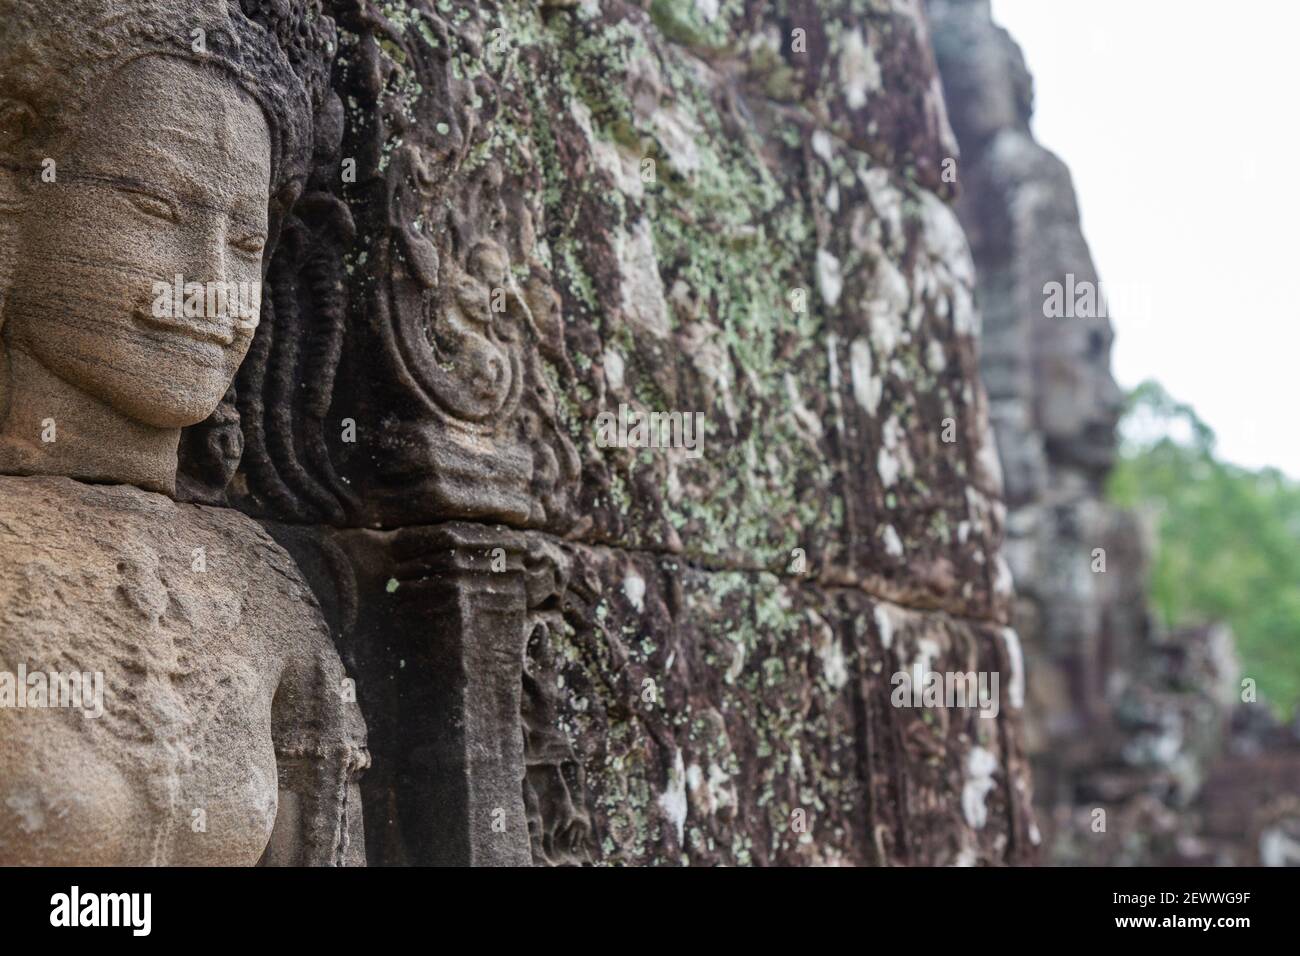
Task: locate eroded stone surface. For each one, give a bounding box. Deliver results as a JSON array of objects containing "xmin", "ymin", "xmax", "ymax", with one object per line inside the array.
[
  {"xmin": 176, "ymin": 0, "xmax": 1033, "ymax": 865},
  {"xmin": 516, "ymin": 538, "xmax": 1033, "ymax": 865},
  {"xmin": 274, "ymin": 520, "xmax": 1034, "ymax": 866}
]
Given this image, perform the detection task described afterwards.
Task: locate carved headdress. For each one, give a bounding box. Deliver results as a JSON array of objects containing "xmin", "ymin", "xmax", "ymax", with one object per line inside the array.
[
  {"xmin": 0, "ymin": 0, "xmax": 333, "ymax": 227},
  {"xmin": 0, "ymin": 0, "xmax": 346, "ymax": 506}
]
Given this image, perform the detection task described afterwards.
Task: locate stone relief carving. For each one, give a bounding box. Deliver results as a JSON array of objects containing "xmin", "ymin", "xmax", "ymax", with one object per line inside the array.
[
  {"xmin": 0, "ymin": 0, "xmax": 366, "ymax": 865},
  {"xmin": 521, "ymin": 538, "xmax": 595, "ymax": 866},
  {"xmin": 179, "ymin": 0, "xmax": 581, "ymax": 530}
]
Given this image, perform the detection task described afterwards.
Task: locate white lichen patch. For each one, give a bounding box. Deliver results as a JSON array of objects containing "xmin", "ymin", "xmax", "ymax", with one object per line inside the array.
[
  {"xmin": 811, "ymin": 128, "xmax": 834, "ymax": 165},
  {"xmin": 826, "ymin": 333, "xmax": 841, "ymax": 390},
  {"xmin": 877, "ymin": 416, "xmax": 914, "ymax": 487},
  {"xmin": 686, "ymin": 762, "xmax": 702, "ymax": 795},
  {"xmin": 809, "ymin": 609, "xmax": 847, "ymax": 689},
  {"xmin": 964, "ymin": 485, "xmax": 992, "ymax": 536},
  {"xmin": 961, "ymin": 746, "xmax": 998, "ymax": 830},
  {"xmin": 623, "ymin": 571, "xmax": 647, "ymax": 612},
  {"xmin": 866, "ymin": 257, "xmax": 910, "ymax": 355},
  {"xmin": 974, "ymin": 412, "xmax": 1006, "ymax": 494},
  {"xmin": 918, "ymin": 188, "xmax": 975, "ymax": 290},
  {"xmin": 881, "ymin": 524, "xmax": 904, "ymax": 557},
  {"xmin": 816, "ymin": 248, "xmax": 843, "ymax": 307},
  {"xmin": 686, "ymin": 760, "xmax": 735, "ymax": 820},
  {"xmin": 874, "ymin": 603, "xmax": 896, "ymax": 649},
  {"xmin": 999, "ymin": 627, "xmax": 1025, "ymax": 709},
  {"xmin": 659, "ymin": 748, "xmax": 688, "ymax": 844},
  {"xmin": 838, "ymin": 29, "xmax": 881, "ymax": 110},
  {"xmin": 907, "ymin": 295, "xmax": 926, "ymax": 333},
  {"xmin": 912, "ymin": 636, "xmax": 941, "ymax": 676},
  {"xmin": 849, "ymin": 337, "xmax": 881, "ymax": 416},
  {"xmin": 603, "ymin": 347, "xmax": 626, "ymax": 392},
  {"xmin": 992, "ymin": 554, "xmax": 1015, "ymax": 603},
  {"xmin": 857, "ymin": 167, "xmax": 904, "ymax": 253},
  {"xmin": 926, "ymin": 338, "xmax": 947, "ymax": 373},
  {"xmin": 1259, "ymin": 827, "xmax": 1300, "ymax": 867},
  {"xmin": 617, "ymin": 217, "xmax": 671, "ymax": 338},
  {"xmin": 725, "ymin": 636, "xmax": 746, "ymax": 684},
  {"xmin": 705, "ymin": 763, "xmax": 736, "ymax": 815},
  {"xmin": 950, "ymin": 282, "xmax": 977, "ymax": 337}
]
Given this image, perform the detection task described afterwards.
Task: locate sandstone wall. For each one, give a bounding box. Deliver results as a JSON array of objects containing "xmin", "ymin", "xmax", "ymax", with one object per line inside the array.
[{"xmin": 176, "ymin": 0, "xmax": 1037, "ymax": 865}]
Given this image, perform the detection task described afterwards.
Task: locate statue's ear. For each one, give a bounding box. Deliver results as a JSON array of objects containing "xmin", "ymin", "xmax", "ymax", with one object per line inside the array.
[{"xmin": 0, "ymin": 97, "xmax": 38, "ymax": 210}]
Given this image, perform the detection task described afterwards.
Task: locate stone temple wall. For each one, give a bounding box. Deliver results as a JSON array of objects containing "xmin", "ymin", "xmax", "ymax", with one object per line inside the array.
[{"xmin": 179, "ymin": 0, "xmax": 1038, "ymax": 865}]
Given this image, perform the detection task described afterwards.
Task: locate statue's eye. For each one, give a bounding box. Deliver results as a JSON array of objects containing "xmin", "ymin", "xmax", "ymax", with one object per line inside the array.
[
  {"xmin": 124, "ymin": 190, "xmax": 177, "ymax": 222},
  {"xmin": 232, "ymin": 233, "xmax": 266, "ymax": 256}
]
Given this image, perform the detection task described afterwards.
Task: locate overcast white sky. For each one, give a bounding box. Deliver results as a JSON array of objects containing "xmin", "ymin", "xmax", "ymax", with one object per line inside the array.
[{"xmin": 990, "ymin": 0, "xmax": 1300, "ymax": 476}]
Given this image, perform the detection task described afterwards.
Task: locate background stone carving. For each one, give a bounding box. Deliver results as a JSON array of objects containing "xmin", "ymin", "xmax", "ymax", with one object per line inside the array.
[
  {"xmin": 930, "ymin": 0, "xmax": 1300, "ymax": 867},
  {"xmin": 928, "ymin": 0, "xmax": 1135, "ymax": 861}
]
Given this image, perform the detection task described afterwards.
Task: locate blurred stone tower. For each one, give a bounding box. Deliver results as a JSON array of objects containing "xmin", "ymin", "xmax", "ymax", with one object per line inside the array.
[{"xmin": 929, "ymin": 0, "xmax": 1246, "ymax": 863}]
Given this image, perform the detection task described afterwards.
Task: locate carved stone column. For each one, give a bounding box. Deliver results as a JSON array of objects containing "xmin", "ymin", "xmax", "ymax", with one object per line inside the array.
[{"xmin": 271, "ymin": 522, "xmax": 532, "ymax": 865}]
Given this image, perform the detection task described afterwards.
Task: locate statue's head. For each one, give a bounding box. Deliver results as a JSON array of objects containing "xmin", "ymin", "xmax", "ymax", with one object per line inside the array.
[
  {"xmin": 0, "ymin": 0, "xmax": 328, "ymax": 463},
  {"xmin": 4, "ymin": 55, "xmax": 275, "ymax": 426},
  {"xmin": 1036, "ymin": 309, "xmax": 1124, "ymax": 479}
]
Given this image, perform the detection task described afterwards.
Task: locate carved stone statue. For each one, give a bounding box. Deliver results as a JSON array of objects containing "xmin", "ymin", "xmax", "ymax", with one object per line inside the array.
[{"xmin": 0, "ymin": 1, "xmax": 366, "ymax": 864}]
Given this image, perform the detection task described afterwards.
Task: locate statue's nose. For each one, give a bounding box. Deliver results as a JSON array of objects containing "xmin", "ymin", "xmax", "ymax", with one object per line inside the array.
[
  {"xmin": 1099, "ymin": 371, "xmax": 1125, "ymax": 421},
  {"xmin": 182, "ymin": 211, "xmax": 229, "ymax": 286}
]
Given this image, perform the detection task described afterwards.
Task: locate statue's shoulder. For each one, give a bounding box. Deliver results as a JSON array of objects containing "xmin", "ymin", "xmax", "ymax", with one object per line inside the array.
[
  {"xmin": 0, "ymin": 473, "xmax": 294, "ymax": 567},
  {"xmin": 0, "ymin": 474, "xmax": 327, "ymax": 650},
  {"xmin": 0, "ymin": 475, "xmax": 168, "ymax": 577}
]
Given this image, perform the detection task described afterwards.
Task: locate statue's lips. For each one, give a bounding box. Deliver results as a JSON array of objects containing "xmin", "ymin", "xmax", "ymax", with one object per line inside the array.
[{"xmin": 133, "ymin": 307, "xmax": 240, "ymax": 347}]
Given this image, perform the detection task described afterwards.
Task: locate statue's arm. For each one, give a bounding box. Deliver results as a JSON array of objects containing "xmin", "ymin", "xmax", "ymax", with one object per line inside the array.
[{"xmin": 260, "ymin": 646, "xmax": 369, "ymax": 867}]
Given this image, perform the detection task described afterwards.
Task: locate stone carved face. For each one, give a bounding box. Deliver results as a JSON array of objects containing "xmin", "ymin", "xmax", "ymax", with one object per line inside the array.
[
  {"xmin": 3, "ymin": 55, "xmax": 271, "ymax": 429},
  {"xmin": 1035, "ymin": 309, "xmax": 1125, "ymax": 477}
]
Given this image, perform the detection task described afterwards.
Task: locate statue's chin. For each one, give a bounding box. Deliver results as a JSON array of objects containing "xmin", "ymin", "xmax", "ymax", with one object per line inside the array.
[
  {"xmin": 136, "ymin": 404, "xmax": 226, "ymax": 432},
  {"xmin": 107, "ymin": 376, "xmax": 231, "ymax": 431},
  {"xmin": 17, "ymin": 337, "xmax": 235, "ymax": 432}
]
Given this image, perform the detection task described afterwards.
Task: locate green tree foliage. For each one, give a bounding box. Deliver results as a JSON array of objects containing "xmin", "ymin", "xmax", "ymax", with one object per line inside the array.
[{"xmin": 1108, "ymin": 380, "xmax": 1300, "ymax": 718}]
